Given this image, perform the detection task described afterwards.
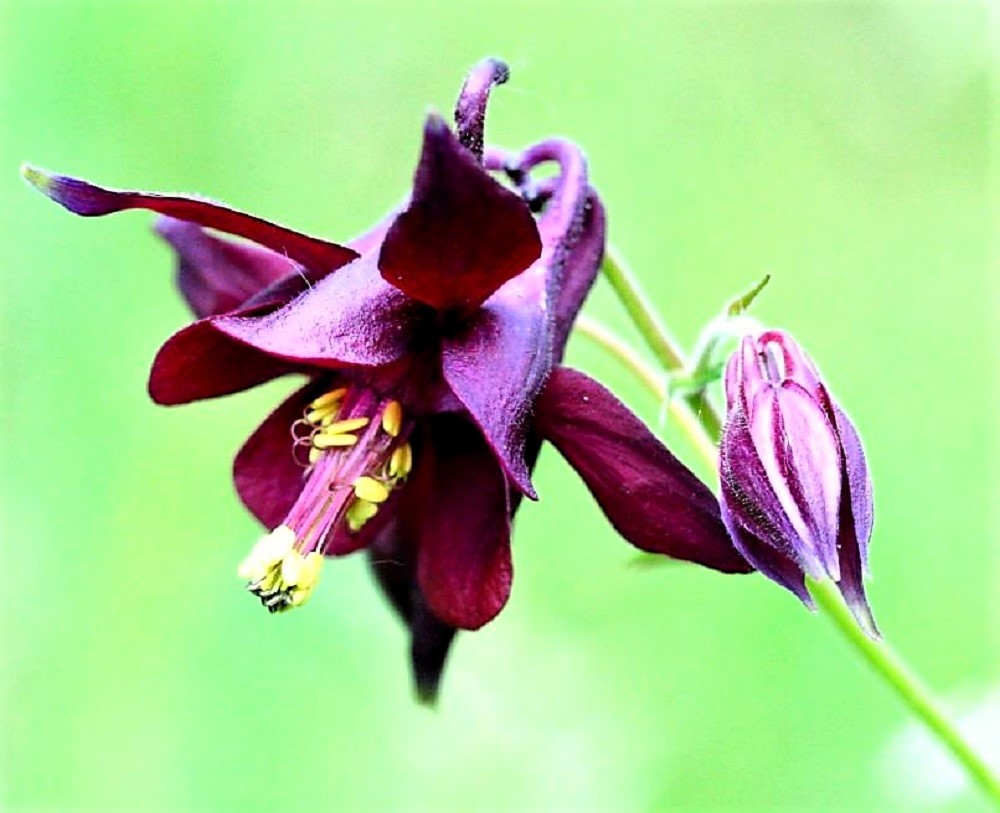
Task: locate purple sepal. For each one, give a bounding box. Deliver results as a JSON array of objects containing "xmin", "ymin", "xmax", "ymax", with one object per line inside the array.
[
  {"xmin": 535, "ymin": 367, "xmax": 752, "ymax": 573},
  {"xmin": 720, "ymin": 502, "xmax": 812, "ymax": 606},
  {"xmin": 442, "ymin": 272, "xmax": 547, "ymax": 500},
  {"xmin": 379, "ymin": 116, "xmax": 541, "ymax": 313},
  {"xmin": 22, "ymin": 164, "xmax": 358, "ymax": 273},
  {"xmin": 155, "ymin": 217, "xmax": 296, "ymax": 319},
  {"xmin": 212, "ymin": 252, "xmax": 418, "ymax": 370},
  {"xmin": 148, "ymin": 319, "xmax": 295, "ymax": 406}
]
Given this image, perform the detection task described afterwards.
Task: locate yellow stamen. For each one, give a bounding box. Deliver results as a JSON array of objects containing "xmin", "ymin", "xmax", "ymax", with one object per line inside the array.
[
  {"xmin": 256, "ymin": 566, "xmax": 283, "ymax": 594},
  {"xmin": 312, "ymin": 433, "xmax": 359, "ymax": 449},
  {"xmin": 346, "ymin": 498, "xmax": 379, "ymax": 532},
  {"xmin": 297, "ymin": 552, "xmax": 323, "ymax": 590},
  {"xmin": 306, "ymin": 405, "xmax": 338, "ymax": 424},
  {"xmin": 236, "ymin": 556, "xmax": 259, "ymax": 581},
  {"xmin": 288, "ymin": 553, "xmax": 323, "ymax": 606},
  {"xmin": 381, "ymin": 400, "xmax": 403, "ymax": 437},
  {"xmin": 353, "ymin": 476, "xmax": 389, "ymax": 504},
  {"xmin": 309, "ymin": 388, "xmax": 347, "ymax": 410},
  {"xmin": 237, "ymin": 525, "xmax": 296, "ymax": 580},
  {"xmin": 323, "ymin": 417, "xmax": 370, "ymax": 434},
  {"xmin": 389, "ymin": 442, "xmax": 413, "ymax": 478},
  {"xmin": 280, "ymin": 549, "xmax": 307, "ymax": 586},
  {"xmin": 239, "ymin": 527, "xmax": 324, "ymax": 613},
  {"xmin": 308, "ymin": 446, "xmax": 323, "ymax": 465}
]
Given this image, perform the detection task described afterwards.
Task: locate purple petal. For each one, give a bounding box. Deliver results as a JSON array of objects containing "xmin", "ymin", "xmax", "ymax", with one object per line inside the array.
[
  {"xmin": 232, "ymin": 380, "xmax": 320, "ymax": 528},
  {"xmin": 366, "ymin": 507, "xmax": 458, "ymax": 705},
  {"xmin": 438, "ymin": 141, "xmax": 602, "ymax": 491},
  {"xmin": 148, "ymin": 319, "xmax": 295, "ymax": 405},
  {"xmin": 155, "ymin": 217, "xmax": 297, "ymax": 318},
  {"xmin": 414, "ymin": 415, "xmax": 513, "ymax": 630},
  {"xmin": 719, "ymin": 406, "xmax": 811, "ymax": 565},
  {"xmin": 830, "ymin": 398, "xmax": 874, "ymax": 573},
  {"xmin": 406, "ymin": 597, "xmax": 458, "ymax": 705},
  {"xmin": 834, "ymin": 483, "xmax": 879, "ymax": 638},
  {"xmin": 23, "ymin": 165, "xmax": 358, "ymax": 273},
  {"xmin": 759, "ymin": 329, "xmax": 825, "ymax": 398},
  {"xmin": 723, "ymin": 340, "xmax": 744, "ymax": 413},
  {"xmin": 378, "ymin": 116, "xmax": 541, "ymax": 312},
  {"xmin": 719, "ymin": 501, "xmax": 811, "ymax": 606},
  {"xmin": 212, "ymin": 251, "xmax": 419, "ymax": 370},
  {"xmin": 507, "ymin": 140, "xmax": 603, "ymax": 357},
  {"xmin": 829, "ymin": 397, "xmax": 878, "ymax": 637},
  {"xmin": 534, "ymin": 367, "xmax": 752, "ymax": 573},
  {"xmin": 367, "ymin": 522, "xmax": 418, "ymax": 620},
  {"xmin": 748, "ymin": 382, "xmax": 842, "ymax": 578},
  {"xmin": 551, "ymin": 191, "xmax": 606, "ymax": 357},
  {"xmin": 454, "ymin": 57, "xmax": 509, "ymax": 162},
  {"xmin": 727, "ymin": 335, "xmax": 768, "ymax": 414},
  {"xmin": 441, "ymin": 279, "xmax": 548, "ymax": 499}
]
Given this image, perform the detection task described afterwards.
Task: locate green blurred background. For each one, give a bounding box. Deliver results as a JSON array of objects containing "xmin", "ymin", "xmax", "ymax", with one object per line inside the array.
[{"xmin": 2, "ymin": 2, "xmax": 995, "ymax": 811}]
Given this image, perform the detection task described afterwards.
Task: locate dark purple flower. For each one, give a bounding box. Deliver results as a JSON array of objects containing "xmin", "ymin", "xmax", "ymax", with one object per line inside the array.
[
  {"xmin": 24, "ymin": 59, "xmax": 749, "ymax": 699},
  {"xmin": 719, "ymin": 330, "xmax": 876, "ymax": 636}
]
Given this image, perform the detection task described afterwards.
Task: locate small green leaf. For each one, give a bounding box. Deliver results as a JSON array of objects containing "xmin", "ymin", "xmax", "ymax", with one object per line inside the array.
[{"xmin": 727, "ymin": 274, "xmax": 771, "ymax": 316}]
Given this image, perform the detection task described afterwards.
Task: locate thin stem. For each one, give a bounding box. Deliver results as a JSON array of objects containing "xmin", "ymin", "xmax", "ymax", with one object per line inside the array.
[
  {"xmin": 583, "ymin": 244, "xmax": 1000, "ymax": 805},
  {"xmin": 600, "ymin": 245, "xmax": 723, "ymax": 439},
  {"xmin": 574, "ymin": 315, "xmax": 718, "ymax": 472},
  {"xmin": 808, "ymin": 577, "xmax": 1000, "ymax": 805}
]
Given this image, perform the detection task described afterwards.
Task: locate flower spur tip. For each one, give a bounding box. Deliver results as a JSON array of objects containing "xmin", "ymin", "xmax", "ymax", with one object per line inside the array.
[
  {"xmin": 21, "ymin": 164, "xmax": 66, "ymax": 204},
  {"xmin": 20, "ymin": 162, "xmax": 47, "ymax": 188}
]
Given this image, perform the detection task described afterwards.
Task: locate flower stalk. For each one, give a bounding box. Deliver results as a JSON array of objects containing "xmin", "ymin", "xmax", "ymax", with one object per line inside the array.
[
  {"xmin": 598, "ymin": 246, "xmax": 722, "ymax": 440},
  {"xmin": 807, "ymin": 576, "xmax": 1000, "ymax": 805},
  {"xmin": 591, "ymin": 246, "xmax": 1000, "ymax": 807},
  {"xmin": 573, "ymin": 315, "xmax": 719, "ymax": 470}
]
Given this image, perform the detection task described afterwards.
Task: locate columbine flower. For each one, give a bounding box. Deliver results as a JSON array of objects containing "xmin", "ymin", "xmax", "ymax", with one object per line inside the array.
[
  {"xmin": 24, "ymin": 58, "xmax": 749, "ymax": 699},
  {"xmin": 719, "ymin": 329, "xmax": 876, "ymax": 635}
]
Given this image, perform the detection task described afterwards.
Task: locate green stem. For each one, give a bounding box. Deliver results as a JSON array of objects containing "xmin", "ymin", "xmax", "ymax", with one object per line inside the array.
[
  {"xmin": 587, "ymin": 245, "xmax": 1000, "ymax": 806},
  {"xmin": 808, "ymin": 577, "xmax": 1000, "ymax": 806},
  {"xmin": 600, "ymin": 245, "xmax": 723, "ymax": 439},
  {"xmin": 574, "ymin": 316, "xmax": 719, "ymax": 469}
]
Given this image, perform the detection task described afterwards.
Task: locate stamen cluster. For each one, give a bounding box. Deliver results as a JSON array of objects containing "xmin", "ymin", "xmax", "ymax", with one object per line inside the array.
[{"xmin": 239, "ymin": 386, "xmax": 414, "ymax": 612}]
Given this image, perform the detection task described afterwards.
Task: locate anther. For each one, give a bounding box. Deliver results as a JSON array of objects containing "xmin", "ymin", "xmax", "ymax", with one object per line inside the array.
[
  {"xmin": 246, "ymin": 387, "xmax": 416, "ymax": 615},
  {"xmin": 280, "ymin": 549, "xmax": 322, "ymax": 590},
  {"xmin": 313, "ymin": 433, "xmax": 359, "ymax": 449},
  {"xmin": 239, "ymin": 526, "xmax": 324, "ymax": 613},
  {"xmin": 381, "ymin": 400, "xmax": 403, "ymax": 437},
  {"xmin": 389, "ymin": 443, "xmax": 413, "ymax": 478},
  {"xmin": 353, "ymin": 476, "xmax": 389, "ymax": 504},
  {"xmin": 322, "ymin": 417, "xmax": 370, "ymax": 435},
  {"xmin": 309, "ymin": 388, "xmax": 347, "ymax": 410},
  {"xmin": 306, "ymin": 406, "xmax": 338, "ymax": 424},
  {"xmin": 289, "ymin": 553, "xmax": 323, "ymax": 605},
  {"xmin": 346, "ymin": 498, "xmax": 379, "ymax": 532},
  {"xmin": 237, "ymin": 525, "xmax": 296, "ymax": 581}
]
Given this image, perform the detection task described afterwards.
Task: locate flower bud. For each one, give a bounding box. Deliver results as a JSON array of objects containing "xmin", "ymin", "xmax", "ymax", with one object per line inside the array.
[{"xmin": 719, "ymin": 330, "xmax": 876, "ymax": 636}]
